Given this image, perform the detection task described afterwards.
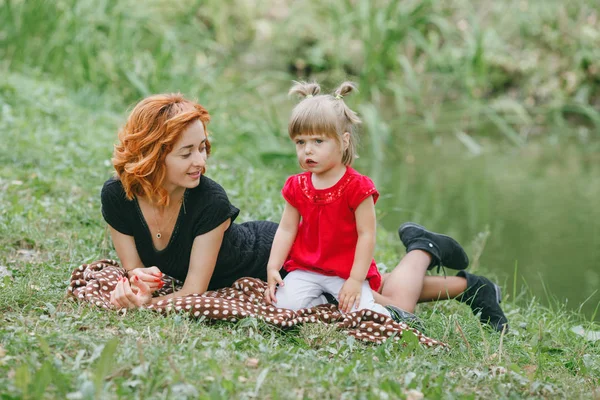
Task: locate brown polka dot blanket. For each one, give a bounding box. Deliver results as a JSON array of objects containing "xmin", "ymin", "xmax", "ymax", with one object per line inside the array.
[{"xmin": 68, "ymin": 259, "xmax": 447, "ymax": 348}]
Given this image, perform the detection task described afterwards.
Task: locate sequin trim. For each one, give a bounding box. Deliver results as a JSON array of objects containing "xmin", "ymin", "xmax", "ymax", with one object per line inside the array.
[{"xmin": 298, "ymin": 172, "xmax": 371, "ymax": 204}]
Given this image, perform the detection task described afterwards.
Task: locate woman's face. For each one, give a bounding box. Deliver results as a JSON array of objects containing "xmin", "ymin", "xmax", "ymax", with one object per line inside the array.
[{"xmin": 163, "ymin": 120, "xmax": 207, "ymax": 193}]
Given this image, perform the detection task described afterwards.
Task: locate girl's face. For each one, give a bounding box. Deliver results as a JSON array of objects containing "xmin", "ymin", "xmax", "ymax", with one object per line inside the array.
[
  {"xmin": 294, "ymin": 132, "xmax": 349, "ymax": 177},
  {"xmin": 163, "ymin": 120, "xmax": 207, "ymax": 194}
]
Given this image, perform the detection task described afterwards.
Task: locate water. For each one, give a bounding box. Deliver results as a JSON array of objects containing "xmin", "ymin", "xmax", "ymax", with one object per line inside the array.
[{"xmin": 361, "ymin": 140, "xmax": 600, "ymax": 321}]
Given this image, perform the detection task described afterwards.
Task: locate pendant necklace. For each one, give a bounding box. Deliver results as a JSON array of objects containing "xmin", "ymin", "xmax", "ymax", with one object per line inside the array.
[{"xmin": 153, "ymin": 195, "xmax": 185, "ymax": 239}]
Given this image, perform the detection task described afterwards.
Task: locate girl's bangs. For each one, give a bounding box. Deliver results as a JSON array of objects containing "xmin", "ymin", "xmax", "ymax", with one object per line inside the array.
[{"xmin": 289, "ymin": 103, "xmax": 339, "ymax": 138}]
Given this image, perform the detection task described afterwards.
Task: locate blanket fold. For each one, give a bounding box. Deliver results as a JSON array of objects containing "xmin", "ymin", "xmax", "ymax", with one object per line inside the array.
[{"xmin": 68, "ymin": 259, "xmax": 447, "ymax": 347}]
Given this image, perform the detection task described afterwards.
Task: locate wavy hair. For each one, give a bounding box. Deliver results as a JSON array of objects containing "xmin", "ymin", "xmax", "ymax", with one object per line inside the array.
[{"xmin": 112, "ymin": 93, "xmax": 211, "ymax": 206}]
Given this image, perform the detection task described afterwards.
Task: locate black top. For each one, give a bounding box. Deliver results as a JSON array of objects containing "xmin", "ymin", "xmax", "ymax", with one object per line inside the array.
[{"xmin": 101, "ymin": 175, "xmax": 277, "ymax": 289}]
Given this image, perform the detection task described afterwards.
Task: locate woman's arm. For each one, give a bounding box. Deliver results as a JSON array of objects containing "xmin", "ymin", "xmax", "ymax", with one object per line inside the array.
[
  {"xmin": 109, "ymin": 220, "xmax": 230, "ymax": 308},
  {"xmin": 109, "ymin": 226, "xmax": 157, "ymax": 308},
  {"xmin": 109, "ymin": 226, "xmax": 145, "ymax": 271},
  {"xmin": 147, "ymin": 218, "xmax": 230, "ymax": 305},
  {"xmin": 264, "ymin": 202, "xmax": 300, "ymax": 304},
  {"xmin": 338, "ymin": 195, "xmax": 376, "ymax": 312},
  {"xmin": 109, "ymin": 227, "xmax": 163, "ymax": 289}
]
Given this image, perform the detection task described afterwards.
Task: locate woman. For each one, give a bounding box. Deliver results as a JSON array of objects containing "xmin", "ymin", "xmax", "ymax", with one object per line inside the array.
[{"xmin": 105, "ymin": 93, "xmax": 508, "ymax": 332}]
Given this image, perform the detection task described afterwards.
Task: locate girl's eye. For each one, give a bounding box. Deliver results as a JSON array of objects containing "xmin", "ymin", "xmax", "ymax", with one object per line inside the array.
[
  {"xmin": 182, "ymin": 154, "xmax": 191, "ymax": 159},
  {"xmin": 296, "ymin": 140, "xmax": 304, "ymax": 145},
  {"xmin": 315, "ymin": 139, "xmax": 323, "ymax": 144},
  {"xmin": 199, "ymin": 146, "xmax": 206, "ymax": 153}
]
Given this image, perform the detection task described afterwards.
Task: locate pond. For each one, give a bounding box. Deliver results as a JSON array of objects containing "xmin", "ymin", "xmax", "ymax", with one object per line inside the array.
[{"xmin": 360, "ymin": 139, "xmax": 600, "ymax": 321}]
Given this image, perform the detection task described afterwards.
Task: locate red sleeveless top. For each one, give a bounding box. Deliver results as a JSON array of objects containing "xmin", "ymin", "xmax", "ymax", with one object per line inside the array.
[{"xmin": 282, "ymin": 167, "xmax": 382, "ymax": 290}]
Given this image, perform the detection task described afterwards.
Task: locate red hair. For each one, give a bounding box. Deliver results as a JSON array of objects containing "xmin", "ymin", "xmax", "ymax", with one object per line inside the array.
[{"xmin": 112, "ymin": 93, "xmax": 211, "ymax": 206}]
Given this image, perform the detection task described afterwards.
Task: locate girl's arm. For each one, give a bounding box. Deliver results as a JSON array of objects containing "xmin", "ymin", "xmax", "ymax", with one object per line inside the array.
[
  {"xmin": 264, "ymin": 202, "xmax": 300, "ymax": 304},
  {"xmin": 338, "ymin": 195, "xmax": 376, "ymax": 312},
  {"xmin": 349, "ymin": 195, "xmax": 376, "ymax": 282}
]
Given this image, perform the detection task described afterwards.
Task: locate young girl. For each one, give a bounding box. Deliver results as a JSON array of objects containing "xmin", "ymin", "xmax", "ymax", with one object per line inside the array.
[{"xmin": 264, "ymin": 81, "xmax": 392, "ymax": 316}]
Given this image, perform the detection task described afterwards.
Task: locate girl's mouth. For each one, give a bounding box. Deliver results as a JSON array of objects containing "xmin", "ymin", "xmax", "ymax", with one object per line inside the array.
[
  {"xmin": 187, "ymin": 171, "xmax": 201, "ymax": 178},
  {"xmin": 305, "ymin": 159, "xmax": 316, "ymax": 165}
]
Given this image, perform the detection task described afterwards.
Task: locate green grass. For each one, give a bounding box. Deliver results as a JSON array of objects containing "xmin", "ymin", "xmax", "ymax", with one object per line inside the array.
[
  {"xmin": 1, "ymin": 69, "xmax": 598, "ymax": 400},
  {"xmin": 1, "ymin": 0, "xmax": 599, "ymax": 398}
]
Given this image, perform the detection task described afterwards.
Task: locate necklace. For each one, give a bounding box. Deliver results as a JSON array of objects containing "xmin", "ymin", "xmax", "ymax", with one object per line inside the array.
[{"xmin": 152, "ymin": 194, "xmax": 185, "ymax": 239}]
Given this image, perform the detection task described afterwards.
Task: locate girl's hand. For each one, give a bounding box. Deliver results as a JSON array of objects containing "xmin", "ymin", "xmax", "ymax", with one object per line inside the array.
[
  {"xmin": 128, "ymin": 267, "xmax": 164, "ymax": 291},
  {"xmin": 338, "ymin": 278, "xmax": 362, "ymax": 313},
  {"xmin": 110, "ymin": 276, "xmax": 152, "ymax": 309},
  {"xmin": 264, "ymin": 268, "xmax": 284, "ymax": 305}
]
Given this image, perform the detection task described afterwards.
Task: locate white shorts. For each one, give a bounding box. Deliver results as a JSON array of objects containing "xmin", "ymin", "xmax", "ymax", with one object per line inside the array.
[{"xmin": 274, "ymin": 269, "xmax": 390, "ymax": 316}]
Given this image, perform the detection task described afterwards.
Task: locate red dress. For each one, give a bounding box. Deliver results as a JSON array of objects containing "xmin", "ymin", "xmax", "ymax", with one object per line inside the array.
[{"xmin": 282, "ymin": 167, "xmax": 382, "ymax": 291}]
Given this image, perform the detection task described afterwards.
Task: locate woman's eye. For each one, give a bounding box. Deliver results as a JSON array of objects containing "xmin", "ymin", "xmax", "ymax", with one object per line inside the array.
[{"xmin": 182, "ymin": 154, "xmax": 191, "ymax": 159}]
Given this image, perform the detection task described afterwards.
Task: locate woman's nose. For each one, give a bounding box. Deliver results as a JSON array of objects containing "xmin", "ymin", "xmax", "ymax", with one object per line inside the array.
[{"xmin": 192, "ymin": 150, "xmax": 206, "ymax": 166}]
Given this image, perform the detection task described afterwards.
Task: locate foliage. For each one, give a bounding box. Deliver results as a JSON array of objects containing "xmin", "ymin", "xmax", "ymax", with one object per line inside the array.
[{"xmin": 1, "ymin": 0, "xmax": 599, "ymax": 149}]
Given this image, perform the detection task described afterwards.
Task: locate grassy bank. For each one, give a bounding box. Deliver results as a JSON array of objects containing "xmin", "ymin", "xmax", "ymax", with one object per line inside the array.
[
  {"xmin": 1, "ymin": 0, "xmax": 599, "ymax": 398},
  {"xmin": 1, "ymin": 65, "xmax": 599, "ymax": 400}
]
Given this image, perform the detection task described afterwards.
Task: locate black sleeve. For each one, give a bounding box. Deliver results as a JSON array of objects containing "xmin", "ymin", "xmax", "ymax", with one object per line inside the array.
[
  {"xmin": 192, "ymin": 177, "xmax": 240, "ymax": 236},
  {"xmin": 100, "ymin": 179, "xmax": 135, "ymax": 236}
]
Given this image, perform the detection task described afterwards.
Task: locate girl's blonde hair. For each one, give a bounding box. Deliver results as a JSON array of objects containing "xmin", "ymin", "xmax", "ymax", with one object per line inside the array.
[{"xmin": 288, "ymin": 81, "xmax": 361, "ymax": 166}]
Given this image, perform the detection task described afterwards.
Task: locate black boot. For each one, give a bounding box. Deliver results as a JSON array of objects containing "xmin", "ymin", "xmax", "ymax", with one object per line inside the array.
[
  {"xmin": 456, "ymin": 271, "xmax": 509, "ymax": 333},
  {"xmin": 324, "ymin": 293, "xmax": 426, "ymax": 332},
  {"xmin": 384, "ymin": 305, "xmax": 426, "ymax": 332},
  {"xmin": 398, "ymin": 222, "xmax": 469, "ymax": 271},
  {"xmin": 322, "ymin": 292, "xmax": 338, "ymax": 306}
]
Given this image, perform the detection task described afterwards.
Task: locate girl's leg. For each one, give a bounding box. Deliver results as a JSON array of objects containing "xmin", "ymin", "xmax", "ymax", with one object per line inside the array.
[
  {"xmin": 357, "ymin": 281, "xmax": 392, "ymax": 317},
  {"xmin": 330, "ymin": 278, "xmax": 390, "ymax": 317},
  {"xmin": 275, "ymin": 270, "xmax": 327, "ymax": 310}
]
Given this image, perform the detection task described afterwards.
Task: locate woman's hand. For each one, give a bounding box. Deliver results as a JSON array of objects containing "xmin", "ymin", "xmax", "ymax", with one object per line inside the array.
[
  {"xmin": 110, "ymin": 276, "xmax": 152, "ymax": 309},
  {"xmin": 127, "ymin": 267, "xmax": 164, "ymax": 291},
  {"xmin": 338, "ymin": 277, "xmax": 362, "ymax": 313},
  {"xmin": 264, "ymin": 267, "xmax": 284, "ymax": 305}
]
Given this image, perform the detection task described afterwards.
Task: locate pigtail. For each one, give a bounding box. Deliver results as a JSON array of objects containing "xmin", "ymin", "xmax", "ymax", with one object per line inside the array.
[
  {"xmin": 333, "ymin": 81, "xmax": 362, "ymax": 126},
  {"xmin": 289, "ymin": 81, "xmax": 321, "ymax": 98},
  {"xmin": 333, "ymin": 81, "xmax": 358, "ymax": 99}
]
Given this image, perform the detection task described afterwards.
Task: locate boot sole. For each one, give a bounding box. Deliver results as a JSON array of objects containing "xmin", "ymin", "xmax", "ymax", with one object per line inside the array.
[
  {"xmin": 399, "ymin": 222, "xmax": 469, "ymax": 270},
  {"xmin": 489, "ymin": 283, "xmax": 508, "ymax": 332},
  {"xmin": 493, "ymin": 283, "xmax": 502, "ymax": 304}
]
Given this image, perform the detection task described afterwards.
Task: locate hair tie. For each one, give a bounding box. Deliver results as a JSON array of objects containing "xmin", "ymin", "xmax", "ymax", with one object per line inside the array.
[
  {"xmin": 306, "ymin": 94, "xmax": 313, "ymax": 98},
  {"xmin": 335, "ymin": 94, "xmax": 343, "ymax": 100}
]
